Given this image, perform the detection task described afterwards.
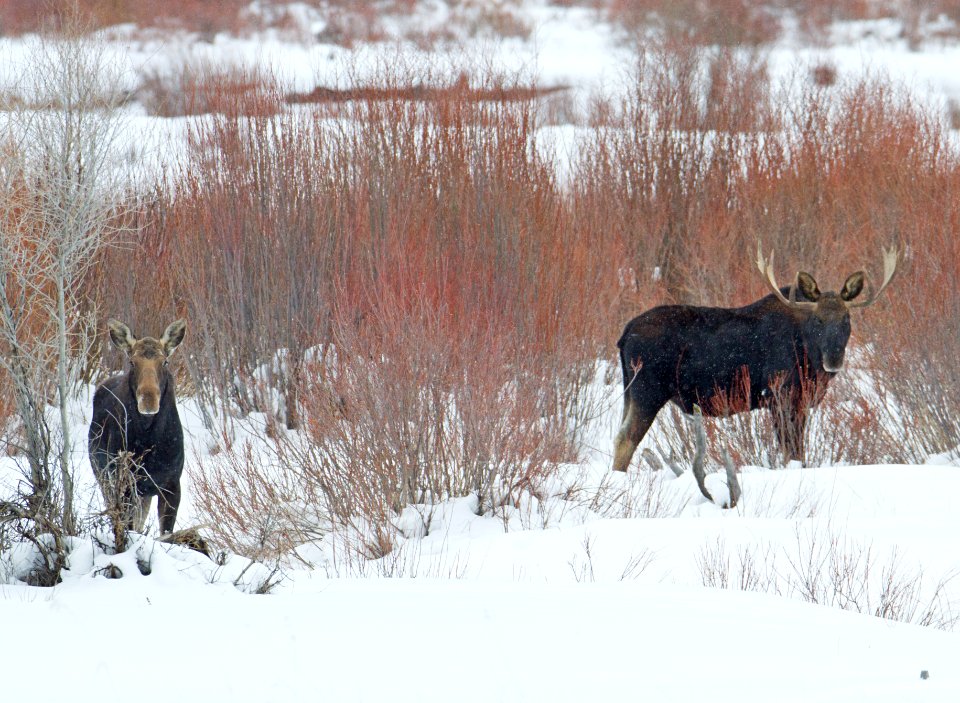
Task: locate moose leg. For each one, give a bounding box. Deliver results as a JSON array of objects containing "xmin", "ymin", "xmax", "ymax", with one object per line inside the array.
[
  {"xmin": 93, "ymin": 470, "xmax": 115, "ymax": 514},
  {"xmin": 156, "ymin": 481, "xmax": 181, "ymax": 535},
  {"xmin": 131, "ymin": 495, "xmax": 152, "ymax": 533},
  {"xmin": 95, "ymin": 470, "xmax": 126, "ymax": 549},
  {"xmin": 770, "ymin": 403, "xmax": 807, "ymax": 465},
  {"xmin": 612, "ymin": 400, "xmax": 655, "ymax": 472}
]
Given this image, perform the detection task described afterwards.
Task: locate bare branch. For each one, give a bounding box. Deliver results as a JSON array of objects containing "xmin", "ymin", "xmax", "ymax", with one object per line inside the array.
[{"xmin": 0, "ymin": 14, "xmax": 133, "ymax": 553}]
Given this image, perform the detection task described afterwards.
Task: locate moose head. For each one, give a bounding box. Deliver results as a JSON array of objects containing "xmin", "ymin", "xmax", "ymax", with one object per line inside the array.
[
  {"xmin": 756, "ymin": 245, "xmax": 898, "ymax": 373},
  {"xmin": 108, "ymin": 319, "xmax": 186, "ymax": 416}
]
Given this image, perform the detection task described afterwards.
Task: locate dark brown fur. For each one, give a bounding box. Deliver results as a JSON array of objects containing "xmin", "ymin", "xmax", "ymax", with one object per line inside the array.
[
  {"xmin": 88, "ymin": 319, "xmax": 186, "ymax": 534},
  {"xmin": 612, "ymin": 274, "xmax": 865, "ymax": 471}
]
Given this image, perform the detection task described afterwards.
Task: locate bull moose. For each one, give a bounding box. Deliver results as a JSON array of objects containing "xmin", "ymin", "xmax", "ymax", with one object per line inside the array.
[
  {"xmin": 88, "ymin": 319, "xmax": 187, "ymax": 534},
  {"xmin": 612, "ymin": 246, "xmax": 897, "ymax": 471}
]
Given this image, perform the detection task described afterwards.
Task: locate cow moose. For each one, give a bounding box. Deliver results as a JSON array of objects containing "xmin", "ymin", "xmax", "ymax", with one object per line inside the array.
[
  {"xmin": 612, "ymin": 246, "xmax": 898, "ymax": 471},
  {"xmin": 88, "ymin": 319, "xmax": 187, "ymax": 534}
]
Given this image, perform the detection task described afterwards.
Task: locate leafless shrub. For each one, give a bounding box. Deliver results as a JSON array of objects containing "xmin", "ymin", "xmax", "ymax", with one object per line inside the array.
[
  {"xmin": 697, "ymin": 537, "xmax": 780, "ymax": 593},
  {"xmin": 803, "ymin": 367, "xmax": 911, "ymax": 465},
  {"xmin": 606, "ymin": 0, "xmax": 781, "ymax": 45},
  {"xmin": 619, "ymin": 549, "xmax": 656, "ymax": 581},
  {"xmin": 811, "ymin": 62, "xmax": 838, "ymax": 87},
  {"xmin": 0, "ymin": 473, "xmax": 68, "ymax": 586},
  {"xmin": 0, "ymin": 13, "xmax": 132, "ymax": 581},
  {"xmin": 569, "ymin": 533, "xmax": 598, "ymax": 583},
  {"xmin": 575, "ymin": 41, "xmax": 776, "ymax": 310},
  {"xmin": 287, "ymin": 316, "xmax": 569, "ymax": 537},
  {"xmin": 734, "ymin": 474, "xmax": 823, "ymax": 520},
  {"xmin": 561, "ymin": 466, "xmax": 688, "ymax": 520},
  {"xmin": 192, "ymin": 438, "xmax": 306, "ymax": 563},
  {"xmin": 865, "ymin": 239, "xmax": 960, "ymax": 459},
  {"xmin": 454, "ymin": 0, "xmax": 531, "ymax": 39},
  {"xmin": 229, "ymin": 556, "xmax": 284, "ymax": 594},
  {"xmin": 569, "ymin": 532, "xmax": 654, "ymax": 583},
  {"xmin": 946, "ymin": 98, "xmax": 960, "ymax": 130},
  {"xmin": 697, "ymin": 528, "xmax": 959, "ymax": 630},
  {"xmin": 314, "ymin": 5, "xmax": 385, "ymax": 46},
  {"xmin": 138, "ymin": 60, "xmax": 282, "ymax": 118},
  {"xmin": 784, "ymin": 527, "xmax": 958, "ymax": 629},
  {"xmin": 315, "ymin": 524, "xmax": 470, "ymax": 580},
  {"xmin": 148, "ymin": 62, "xmax": 615, "ymax": 560},
  {"xmin": 93, "ymin": 450, "xmax": 143, "ymax": 553},
  {"xmin": 0, "ymin": 0, "xmax": 253, "ymax": 36}
]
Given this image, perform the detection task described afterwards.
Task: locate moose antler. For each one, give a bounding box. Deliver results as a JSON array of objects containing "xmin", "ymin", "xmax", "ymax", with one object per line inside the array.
[
  {"xmin": 846, "ymin": 245, "xmax": 899, "ymax": 309},
  {"xmin": 755, "ymin": 243, "xmax": 817, "ymax": 311}
]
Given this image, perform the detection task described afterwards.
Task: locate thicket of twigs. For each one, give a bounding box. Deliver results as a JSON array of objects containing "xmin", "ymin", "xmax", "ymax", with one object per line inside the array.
[
  {"xmin": 80, "ymin": 43, "xmax": 960, "ymax": 559},
  {"xmin": 4, "ymin": 0, "xmax": 959, "ymax": 50},
  {"xmin": 2, "ymin": 26, "xmax": 959, "ymax": 571}
]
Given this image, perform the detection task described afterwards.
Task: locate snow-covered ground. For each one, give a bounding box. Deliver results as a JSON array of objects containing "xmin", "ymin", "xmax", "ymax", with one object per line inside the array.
[
  {"xmin": 2, "ymin": 3, "xmax": 960, "ymax": 700},
  {"xmin": 3, "ymin": 575, "xmax": 958, "ymax": 701},
  {"xmin": 1, "ymin": 379, "xmax": 959, "ymax": 701},
  {"xmin": 3, "ymin": 3, "xmax": 960, "ymax": 121},
  {"xmin": 3, "ymin": 4, "xmax": 959, "ymax": 188}
]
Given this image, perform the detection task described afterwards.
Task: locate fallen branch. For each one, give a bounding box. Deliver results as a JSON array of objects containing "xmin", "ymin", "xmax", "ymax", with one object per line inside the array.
[{"xmin": 156, "ymin": 526, "xmax": 212, "ymax": 558}]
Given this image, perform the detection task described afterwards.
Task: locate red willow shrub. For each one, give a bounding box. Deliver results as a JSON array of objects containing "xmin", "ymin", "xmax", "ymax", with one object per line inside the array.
[
  {"xmin": 739, "ymin": 78, "xmax": 960, "ymax": 459},
  {"xmin": 138, "ymin": 61, "xmax": 283, "ymax": 118},
  {"xmin": 604, "ymin": 0, "xmax": 782, "ymax": 46},
  {"xmin": 85, "ymin": 48, "xmax": 960, "ymax": 556},
  {"xmin": 85, "ymin": 66, "xmax": 617, "ymax": 550},
  {"xmin": 574, "ymin": 43, "xmax": 960, "ymax": 468},
  {"xmin": 0, "ymin": 0, "xmax": 253, "ymax": 36},
  {"xmin": 572, "ymin": 45, "xmax": 776, "ymax": 312}
]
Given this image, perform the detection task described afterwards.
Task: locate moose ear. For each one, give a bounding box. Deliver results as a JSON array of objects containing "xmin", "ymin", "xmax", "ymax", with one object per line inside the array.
[
  {"xmin": 161, "ymin": 319, "xmax": 186, "ymax": 356},
  {"xmin": 840, "ymin": 271, "xmax": 866, "ymax": 301},
  {"xmin": 796, "ymin": 272, "xmax": 821, "ymax": 302},
  {"xmin": 107, "ymin": 320, "xmax": 136, "ymax": 354}
]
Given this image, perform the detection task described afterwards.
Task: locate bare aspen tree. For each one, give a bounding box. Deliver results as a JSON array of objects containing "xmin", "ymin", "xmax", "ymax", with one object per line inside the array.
[{"xmin": 0, "ymin": 16, "xmax": 129, "ymax": 549}]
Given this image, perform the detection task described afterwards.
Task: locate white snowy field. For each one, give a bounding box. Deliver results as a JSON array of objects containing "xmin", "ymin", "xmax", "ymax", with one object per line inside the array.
[
  {"xmin": 1, "ymin": 3, "xmax": 958, "ymax": 209},
  {"xmin": 3, "ymin": 3, "xmax": 960, "ymax": 135},
  {"xmin": 1, "ymin": 382, "xmax": 959, "ymax": 702},
  {"xmin": 3, "ymin": 3, "xmax": 960, "ymax": 199},
  {"xmin": 2, "ymin": 577, "xmax": 958, "ymax": 702}
]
